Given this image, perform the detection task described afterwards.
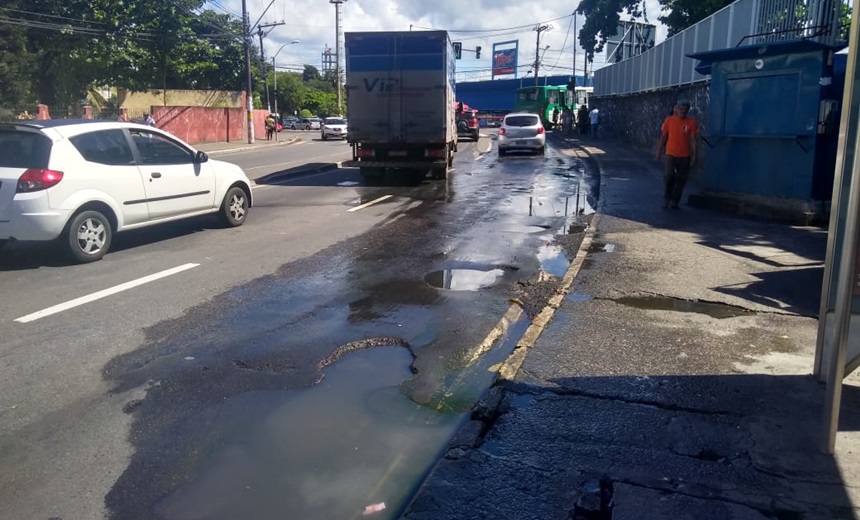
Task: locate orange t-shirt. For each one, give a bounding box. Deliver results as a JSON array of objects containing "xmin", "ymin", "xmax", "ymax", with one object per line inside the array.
[{"xmin": 661, "ymin": 115, "xmax": 698, "ymax": 157}]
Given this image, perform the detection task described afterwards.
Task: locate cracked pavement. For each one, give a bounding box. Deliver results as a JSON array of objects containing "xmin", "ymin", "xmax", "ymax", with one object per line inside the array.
[{"xmin": 400, "ymin": 137, "xmax": 860, "ymax": 520}]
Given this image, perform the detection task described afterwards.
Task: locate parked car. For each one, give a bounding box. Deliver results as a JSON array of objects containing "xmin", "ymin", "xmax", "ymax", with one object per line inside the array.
[
  {"xmin": 283, "ymin": 117, "xmax": 299, "ymax": 129},
  {"xmin": 498, "ymin": 113, "xmax": 545, "ymax": 156},
  {"xmin": 0, "ymin": 120, "xmax": 253, "ymax": 263},
  {"xmin": 455, "ymin": 102, "xmax": 480, "ymax": 141},
  {"xmin": 294, "ymin": 118, "xmax": 322, "ymax": 131},
  {"xmin": 321, "ymin": 117, "xmax": 348, "ymax": 140}
]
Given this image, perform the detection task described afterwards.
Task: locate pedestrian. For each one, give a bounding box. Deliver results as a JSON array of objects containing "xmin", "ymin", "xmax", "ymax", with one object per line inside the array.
[
  {"xmin": 143, "ymin": 112, "xmax": 156, "ymax": 127},
  {"xmin": 552, "ymin": 107, "xmax": 560, "ymax": 128},
  {"xmin": 561, "ymin": 107, "xmax": 572, "ymax": 136},
  {"xmin": 655, "ymin": 100, "xmax": 698, "ymax": 210},
  {"xmin": 577, "ymin": 104, "xmax": 589, "ymax": 136},
  {"xmin": 589, "ymin": 106, "xmax": 600, "ymax": 139},
  {"xmin": 265, "ymin": 113, "xmax": 276, "ymax": 141}
]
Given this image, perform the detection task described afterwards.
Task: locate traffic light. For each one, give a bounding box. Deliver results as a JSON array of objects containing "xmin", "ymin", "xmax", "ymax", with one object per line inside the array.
[
  {"xmin": 453, "ymin": 42, "xmax": 462, "ymax": 60},
  {"xmin": 475, "ymin": 46, "xmax": 481, "ymax": 59}
]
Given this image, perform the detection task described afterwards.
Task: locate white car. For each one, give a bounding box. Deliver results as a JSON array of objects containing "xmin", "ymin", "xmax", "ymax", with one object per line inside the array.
[
  {"xmin": 0, "ymin": 120, "xmax": 253, "ymax": 263},
  {"xmin": 321, "ymin": 118, "xmax": 348, "ymax": 140},
  {"xmin": 498, "ymin": 112, "xmax": 546, "ymax": 156}
]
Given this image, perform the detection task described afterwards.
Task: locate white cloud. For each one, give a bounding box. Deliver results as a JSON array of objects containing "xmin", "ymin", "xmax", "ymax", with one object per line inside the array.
[{"xmin": 207, "ymin": 0, "xmax": 669, "ymax": 81}]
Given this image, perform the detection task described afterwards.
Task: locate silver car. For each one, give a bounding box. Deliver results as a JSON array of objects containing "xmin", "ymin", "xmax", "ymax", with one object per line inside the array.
[
  {"xmin": 498, "ymin": 113, "xmax": 546, "ymax": 156},
  {"xmin": 321, "ymin": 117, "xmax": 348, "ymax": 140}
]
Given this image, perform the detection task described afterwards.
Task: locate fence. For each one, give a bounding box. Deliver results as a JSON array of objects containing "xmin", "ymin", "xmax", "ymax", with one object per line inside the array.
[{"xmin": 594, "ymin": 0, "xmax": 850, "ymax": 96}]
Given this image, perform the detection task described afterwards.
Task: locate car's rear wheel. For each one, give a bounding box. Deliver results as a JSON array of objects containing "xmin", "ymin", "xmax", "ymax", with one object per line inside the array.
[
  {"xmin": 66, "ymin": 210, "xmax": 112, "ymax": 263},
  {"xmin": 539, "ymin": 146, "xmax": 546, "ymax": 155},
  {"xmin": 221, "ymin": 186, "xmax": 249, "ymax": 227}
]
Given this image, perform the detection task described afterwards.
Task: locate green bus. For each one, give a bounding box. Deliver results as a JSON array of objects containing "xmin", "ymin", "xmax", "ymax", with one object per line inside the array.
[{"xmin": 514, "ymin": 85, "xmax": 593, "ymax": 126}]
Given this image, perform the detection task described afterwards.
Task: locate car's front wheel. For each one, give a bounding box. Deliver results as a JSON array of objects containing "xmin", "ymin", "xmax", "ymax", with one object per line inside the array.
[
  {"xmin": 221, "ymin": 186, "xmax": 249, "ymax": 227},
  {"xmin": 66, "ymin": 210, "xmax": 112, "ymax": 263}
]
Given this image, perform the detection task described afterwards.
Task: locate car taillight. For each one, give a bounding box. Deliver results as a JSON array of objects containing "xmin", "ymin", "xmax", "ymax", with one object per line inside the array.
[
  {"xmin": 537, "ymin": 127, "xmax": 545, "ymax": 135},
  {"xmin": 500, "ymin": 128, "xmax": 506, "ymax": 136},
  {"xmin": 357, "ymin": 148, "xmax": 375, "ymax": 158},
  {"xmin": 17, "ymin": 169, "xmax": 64, "ymax": 193}
]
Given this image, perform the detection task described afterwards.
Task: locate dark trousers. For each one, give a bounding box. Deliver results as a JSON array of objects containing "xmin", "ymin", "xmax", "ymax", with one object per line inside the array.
[{"xmin": 663, "ymin": 155, "xmax": 691, "ymax": 204}]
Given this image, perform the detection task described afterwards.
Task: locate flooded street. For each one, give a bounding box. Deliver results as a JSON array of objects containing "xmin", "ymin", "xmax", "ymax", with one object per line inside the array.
[{"xmin": 0, "ymin": 135, "xmax": 595, "ymax": 519}]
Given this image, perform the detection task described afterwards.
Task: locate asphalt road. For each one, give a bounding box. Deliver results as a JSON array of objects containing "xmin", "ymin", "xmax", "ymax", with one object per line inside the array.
[{"xmin": 0, "ymin": 131, "xmax": 592, "ymax": 520}]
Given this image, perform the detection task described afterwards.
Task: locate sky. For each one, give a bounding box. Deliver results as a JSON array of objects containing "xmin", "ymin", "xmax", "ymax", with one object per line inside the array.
[{"xmin": 206, "ymin": 0, "xmax": 668, "ymax": 82}]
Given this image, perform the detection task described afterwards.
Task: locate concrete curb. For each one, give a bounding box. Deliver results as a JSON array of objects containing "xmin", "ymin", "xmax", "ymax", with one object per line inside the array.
[{"xmin": 494, "ymin": 136, "xmax": 603, "ymax": 382}]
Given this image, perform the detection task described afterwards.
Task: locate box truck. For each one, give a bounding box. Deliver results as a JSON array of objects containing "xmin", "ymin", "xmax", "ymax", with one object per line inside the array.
[{"xmin": 344, "ymin": 31, "xmax": 457, "ymax": 181}]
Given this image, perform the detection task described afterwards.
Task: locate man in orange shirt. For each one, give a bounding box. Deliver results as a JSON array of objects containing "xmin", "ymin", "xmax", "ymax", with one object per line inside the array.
[{"xmin": 655, "ymin": 100, "xmax": 698, "ymax": 209}]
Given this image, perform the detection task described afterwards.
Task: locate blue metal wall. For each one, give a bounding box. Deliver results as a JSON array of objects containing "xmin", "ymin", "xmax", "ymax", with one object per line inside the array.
[
  {"xmin": 455, "ymin": 75, "xmax": 592, "ymax": 112},
  {"xmin": 695, "ymin": 42, "xmax": 839, "ymax": 200}
]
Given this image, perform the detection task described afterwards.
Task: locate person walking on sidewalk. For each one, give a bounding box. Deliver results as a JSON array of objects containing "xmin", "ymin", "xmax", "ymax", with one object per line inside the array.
[
  {"xmin": 655, "ymin": 100, "xmax": 698, "ymax": 209},
  {"xmin": 589, "ymin": 106, "xmax": 600, "ymax": 139}
]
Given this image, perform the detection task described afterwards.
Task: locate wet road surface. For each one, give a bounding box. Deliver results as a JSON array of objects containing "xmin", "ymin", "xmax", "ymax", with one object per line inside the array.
[{"xmin": 0, "ymin": 133, "xmax": 595, "ymax": 519}]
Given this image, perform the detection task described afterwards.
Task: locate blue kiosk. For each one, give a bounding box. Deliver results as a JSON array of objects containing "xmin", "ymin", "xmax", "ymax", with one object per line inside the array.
[{"xmin": 688, "ymin": 40, "xmax": 846, "ymax": 223}]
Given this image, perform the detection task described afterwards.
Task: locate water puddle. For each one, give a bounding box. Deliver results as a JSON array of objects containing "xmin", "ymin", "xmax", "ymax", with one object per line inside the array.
[
  {"xmin": 612, "ymin": 296, "xmax": 754, "ymax": 319},
  {"xmin": 502, "ymin": 224, "xmax": 553, "ymax": 234},
  {"xmin": 537, "ymin": 242, "xmax": 570, "ymax": 277},
  {"xmin": 155, "ymin": 347, "xmax": 462, "ymax": 520},
  {"xmin": 424, "ymin": 269, "xmax": 505, "ymax": 291}
]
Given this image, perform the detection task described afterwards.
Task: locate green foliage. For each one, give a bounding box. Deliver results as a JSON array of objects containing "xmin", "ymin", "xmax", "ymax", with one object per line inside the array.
[
  {"xmin": 659, "ymin": 0, "xmax": 734, "ymax": 37},
  {"xmin": 575, "ymin": 0, "xmax": 746, "ymax": 62},
  {"xmin": 575, "ymin": 0, "xmax": 645, "ymax": 63},
  {"xmin": 299, "ymin": 108, "xmax": 313, "ymax": 118},
  {"xmin": 302, "ymin": 65, "xmax": 321, "ymax": 82},
  {"xmin": 303, "ymin": 90, "xmax": 339, "ymax": 118}
]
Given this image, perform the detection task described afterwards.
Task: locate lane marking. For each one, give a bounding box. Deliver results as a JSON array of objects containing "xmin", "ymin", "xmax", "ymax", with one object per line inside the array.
[
  {"xmin": 347, "ymin": 195, "xmax": 393, "ymax": 212},
  {"xmin": 15, "ymin": 263, "xmax": 200, "ymax": 323}
]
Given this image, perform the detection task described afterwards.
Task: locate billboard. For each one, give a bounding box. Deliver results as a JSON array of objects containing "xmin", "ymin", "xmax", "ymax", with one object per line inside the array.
[
  {"xmin": 492, "ymin": 40, "xmax": 518, "ymax": 79},
  {"xmin": 605, "ymin": 20, "xmax": 656, "ymax": 63}
]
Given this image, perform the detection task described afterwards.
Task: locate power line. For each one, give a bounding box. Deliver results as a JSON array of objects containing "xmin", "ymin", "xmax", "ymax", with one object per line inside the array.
[
  {"xmin": 551, "ymin": 13, "xmax": 574, "ymax": 69},
  {"xmin": 411, "ymin": 14, "xmax": 573, "ymax": 34}
]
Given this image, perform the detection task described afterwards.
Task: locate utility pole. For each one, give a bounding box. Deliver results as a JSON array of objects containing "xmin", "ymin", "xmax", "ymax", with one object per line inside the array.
[
  {"xmin": 573, "ymin": 13, "xmax": 577, "ymax": 83},
  {"xmin": 533, "ymin": 24, "xmax": 551, "ymax": 86},
  {"xmin": 242, "ymin": 0, "xmax": 254, "ymax": 143},
  {"xmin": 257, "ymin": 21, "xmax": 285, "ymax": 112},
  {"xmin": 330, "ymin": 0, "xmax": 349, "ymax": 115}
]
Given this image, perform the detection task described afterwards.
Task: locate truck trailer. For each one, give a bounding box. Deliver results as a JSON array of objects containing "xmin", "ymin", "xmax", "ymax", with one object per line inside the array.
[{"xmin": 344, "ymin": 30, "xmax": 457, "ymax": 182}]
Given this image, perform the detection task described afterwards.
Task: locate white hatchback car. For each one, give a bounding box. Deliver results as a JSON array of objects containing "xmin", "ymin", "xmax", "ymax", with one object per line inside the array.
[
  {"xmin": 0, "ymin": 120, "xmax": 253, "ymax": 263},
  {"xmin": 321, "ymin": 117, "xmax": 348, "ymax": 140},
  {"xmin": 498, "ymin": 113, "xmax": 546, "ymax": 156}
]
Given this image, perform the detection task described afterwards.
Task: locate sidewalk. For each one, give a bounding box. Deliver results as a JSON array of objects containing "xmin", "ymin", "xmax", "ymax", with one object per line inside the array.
[
  {"xmin": 402, "ymin": 136, "xmax": 860, "ymax": 519},
  {"xmin": 195, "ymin": 134, "xmax": 301, "ymax": 156}
]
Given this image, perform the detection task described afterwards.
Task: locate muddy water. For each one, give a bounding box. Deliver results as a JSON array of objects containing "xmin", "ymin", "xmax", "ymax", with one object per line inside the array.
[{"xmin": 155, "ymin": 347, "xmax": 463, "ymax": 520}]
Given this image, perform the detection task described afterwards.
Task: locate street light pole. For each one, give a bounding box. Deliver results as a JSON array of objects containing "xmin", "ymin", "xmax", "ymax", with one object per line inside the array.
[{"xmin": 270, "ymin": 40, "xmax": 301, "ymax": 142}]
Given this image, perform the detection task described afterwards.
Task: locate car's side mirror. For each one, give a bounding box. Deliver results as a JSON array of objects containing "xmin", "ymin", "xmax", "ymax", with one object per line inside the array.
[{"xmin": 194, "ymin": 151, "xmax": 209, "ymax": 163}]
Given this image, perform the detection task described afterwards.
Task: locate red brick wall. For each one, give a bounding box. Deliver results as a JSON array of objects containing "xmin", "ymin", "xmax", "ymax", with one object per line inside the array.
[
  {"xmin": 253, "ymin": 109, "xmax": 269, "ymax": 139},
  {"xmin": 150, "ymin": 106, "xmax": 244, "ymax": 145}
]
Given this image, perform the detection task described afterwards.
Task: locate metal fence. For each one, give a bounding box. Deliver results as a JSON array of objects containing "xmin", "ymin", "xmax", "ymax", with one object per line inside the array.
[{"xmin": 594, "ymin": 0, "xmax": 850, "ymax": 96}]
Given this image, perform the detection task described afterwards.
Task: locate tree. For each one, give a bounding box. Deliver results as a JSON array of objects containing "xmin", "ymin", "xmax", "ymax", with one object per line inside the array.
[
  {"xmin": 0, "ymin": 2, "xmax": 35, "ymax": 110},
  {"xmin": 302, "ymin": 65, "xmax": 321, "ymax": 83},
  {"xmin": 659, "ymin": 0, "xmax": 734, "ymax": 37},
  {"xmin": 575, "ymin": 0, "xmax": 738, "ymax": 64}
]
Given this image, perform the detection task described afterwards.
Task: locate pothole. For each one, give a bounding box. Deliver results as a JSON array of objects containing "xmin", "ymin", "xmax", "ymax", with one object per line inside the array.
[
  {"xmin": 611, "ymin": 296, "xmax": 754, "ymax": 319},
  {"xmin": 425, "ymin": 269, "xmax": 505, "ymax": 291}
]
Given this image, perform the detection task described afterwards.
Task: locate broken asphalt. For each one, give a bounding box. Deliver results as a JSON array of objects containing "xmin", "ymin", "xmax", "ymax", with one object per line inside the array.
[{"xmin": 401, "ymin": 135, "xmax": 860, "ymax": 520}]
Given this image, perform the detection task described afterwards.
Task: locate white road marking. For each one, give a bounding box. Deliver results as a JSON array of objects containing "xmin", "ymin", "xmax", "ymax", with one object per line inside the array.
[
  {"xmin": 14, "ymin": 263, "xmax": 200, "ymax": 323},
  {"xmin": 347, "ymin": 195, "xmax": 393, "ymax": 212}
]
